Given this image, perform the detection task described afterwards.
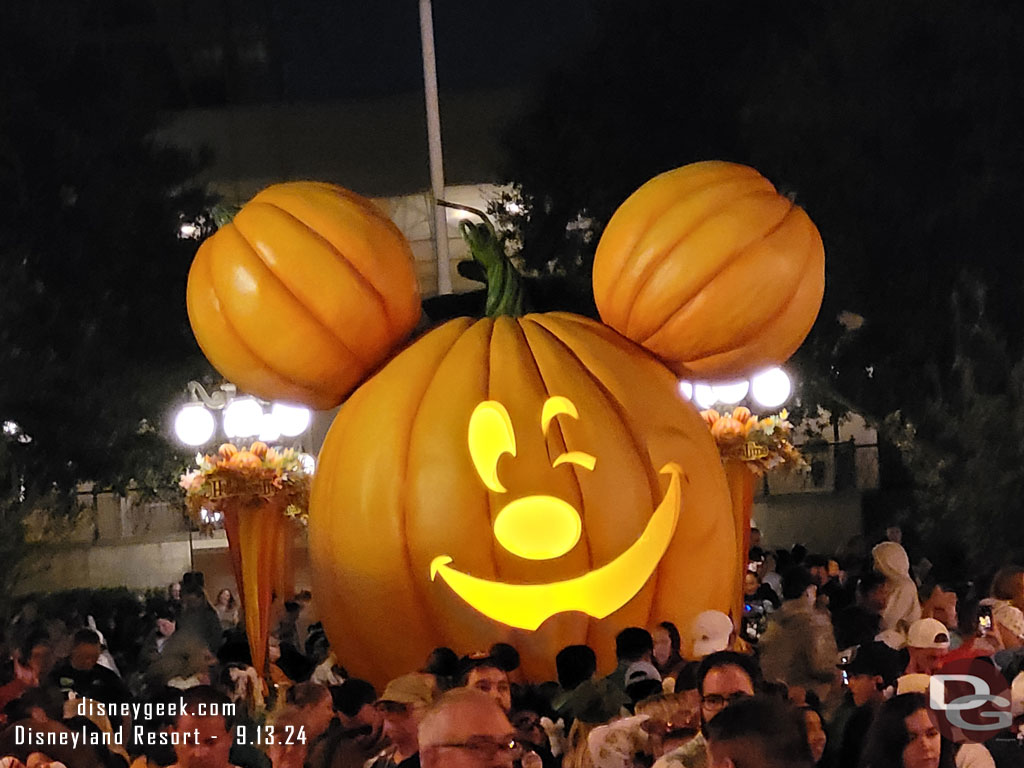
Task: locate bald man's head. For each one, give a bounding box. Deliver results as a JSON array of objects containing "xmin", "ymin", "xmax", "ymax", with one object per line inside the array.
[{"xmin": 419, "ymin": 688, "xmax": 518, "ymax": 768}]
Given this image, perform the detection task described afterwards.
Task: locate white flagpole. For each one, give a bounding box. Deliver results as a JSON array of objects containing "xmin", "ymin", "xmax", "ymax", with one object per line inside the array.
[{"xmin": 418, "ymin": 0, "xmax": 452, "ymax": 295}]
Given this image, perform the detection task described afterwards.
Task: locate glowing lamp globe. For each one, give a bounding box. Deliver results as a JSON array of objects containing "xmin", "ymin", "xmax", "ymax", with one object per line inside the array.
[
  {"xmin": 174, "ymin": 404, "xmax": 216, "ymax": 446},
  {"xmin": 223, "ymin": 396, "xmax": 264, "ymax": 438},
  {"xmin": 272, "ymin": 403, "xmax": 312, "ymax": 437},
  {"xmin": 751, "ymin": 368, "xmax": 792, "ymax": 408},
  {"xmin": 692, "ymin": 383, "xmax": 717, "ymax": 410},
  {"xmin": 711, "ymin": 381, "xmax": 750, "ymax": 405},
  {"xmin": 258, "ymin": 411, "xmax": 282, "ymax": 442}
]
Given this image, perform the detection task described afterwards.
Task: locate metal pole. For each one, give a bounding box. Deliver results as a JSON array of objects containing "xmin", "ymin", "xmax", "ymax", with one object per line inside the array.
[{"xmin": 418, "ymin": 0, "xmax": 452, "ymax": 295}]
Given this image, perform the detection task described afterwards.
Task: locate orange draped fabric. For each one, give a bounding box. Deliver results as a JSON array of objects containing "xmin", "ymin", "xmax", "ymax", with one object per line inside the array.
[
  {"xmin": 724, "ymin": 460, "xmax": 755, "ymax": 630},
  {"xmin": 221, "ymin": 499, "xmax": 294, "ymax": 676}
]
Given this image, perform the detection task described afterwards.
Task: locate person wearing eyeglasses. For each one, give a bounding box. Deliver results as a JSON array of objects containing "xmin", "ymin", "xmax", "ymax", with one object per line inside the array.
[
  {"xmin": 419, "ymin": 688, "xmax": 526, "ymax": 768},
  {"xmin": 651, "ymin": 651, "xmax": 759, "ymax": 768}
]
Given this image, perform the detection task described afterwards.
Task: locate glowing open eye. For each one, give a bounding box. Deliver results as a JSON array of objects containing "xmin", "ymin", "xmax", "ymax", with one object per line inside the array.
[
  {"xmin": 468, "ymin": 401, "xmax": 517, "ymax": 493},
  {"xmin": 541, "ymin": 396, "xmax": 578, "ymax": 435}
]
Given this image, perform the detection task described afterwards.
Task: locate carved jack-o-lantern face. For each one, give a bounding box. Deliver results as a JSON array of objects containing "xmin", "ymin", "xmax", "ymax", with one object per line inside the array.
[
  {"xmin": 430, "ymin": 396, "xmax": 682, "ymax": 630},
  {"xmin": 309, "ymin": 313, "xmax": 736, "ymax": 685}
]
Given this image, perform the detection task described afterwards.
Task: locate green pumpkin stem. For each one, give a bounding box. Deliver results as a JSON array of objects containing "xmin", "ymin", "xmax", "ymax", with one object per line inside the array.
[
  {"xmin": 439, "ymin": 201, "xmax": 526, "ymax": 318},
  {"xmin": 211, "ymin": 203, "xmax": 242, "ymax": 229}
]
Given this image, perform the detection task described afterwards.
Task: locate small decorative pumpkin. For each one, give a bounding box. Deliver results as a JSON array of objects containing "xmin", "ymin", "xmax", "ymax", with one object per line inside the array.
[
  {"xmin": 710, "ymin": 416, "xmax": 746, "ymax": 445},
  {"xmin": 186, "ymin": 183, "xmax": 421, "ymax": 409},
  {"xmin": 592, "ymin": 161, "xmax": 825, "ymax": 379},
  {"xmin": 227, "ymin": 450, "xmax": 262, "ymax": 471}
]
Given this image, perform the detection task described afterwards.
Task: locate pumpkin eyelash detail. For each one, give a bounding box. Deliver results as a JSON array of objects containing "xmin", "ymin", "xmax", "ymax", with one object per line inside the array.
[
  {"xmin": 468, "ymin": 401, "xmax": 517, "ymax": 493},
  {"xmin": 552, "ymin": 451, "xmax": 597, "ymax": 471}
]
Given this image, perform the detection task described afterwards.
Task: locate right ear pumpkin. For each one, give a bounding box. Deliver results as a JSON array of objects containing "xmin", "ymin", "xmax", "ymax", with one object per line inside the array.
[{"xmin": 592, "ymin": 161, "xmax": 825, "ymax": 380}]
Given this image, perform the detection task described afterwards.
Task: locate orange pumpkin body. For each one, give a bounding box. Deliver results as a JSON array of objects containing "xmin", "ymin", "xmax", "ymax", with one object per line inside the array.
[
  {"xmin": 592, "ymin": 161, "xmax": 824, "ymax": 379},
  {"xmin": 186, "ymin": 183, "xmax": 421, "ymax": 409},
  {"xmin": 309, "ymin": 312, "xmax": 735, "ymax": 685}
]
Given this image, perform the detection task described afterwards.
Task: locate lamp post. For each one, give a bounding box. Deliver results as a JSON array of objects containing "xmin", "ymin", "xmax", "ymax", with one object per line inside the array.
[
  {"xmin": 418, "ymin": 0, "xmax": 452, "ymax": 295},
  {"xmin": 172, "ymin": 380, "xmax": 314, "ymax": 457},
  {"xmin": 680, "ymin": 366, "xmax": 794, "ymax": 412},
  {"xmin": 681, "ymin": 366, "xmax": 796, "ymax": 632}
]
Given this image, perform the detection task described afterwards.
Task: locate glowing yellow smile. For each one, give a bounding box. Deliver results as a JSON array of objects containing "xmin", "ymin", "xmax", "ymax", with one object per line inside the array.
[{"xmin": 430, "ymin": 463, "xmax": 682, "ymax": 630}]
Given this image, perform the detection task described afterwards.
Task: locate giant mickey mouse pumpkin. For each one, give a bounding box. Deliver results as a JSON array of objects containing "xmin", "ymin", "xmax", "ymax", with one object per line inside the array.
[{"xmin": 186, "ymin": 161, "xmax": 824, "ymax": 685}]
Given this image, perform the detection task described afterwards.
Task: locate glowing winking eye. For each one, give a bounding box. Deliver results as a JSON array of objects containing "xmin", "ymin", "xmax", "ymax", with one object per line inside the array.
[
  {"xmin": 542, "ymin": 396, "xmax": 596, "ymax": 471},
  {"xmin": 468, "ymin": 401, "xmax": 517, "ymax": 493}
]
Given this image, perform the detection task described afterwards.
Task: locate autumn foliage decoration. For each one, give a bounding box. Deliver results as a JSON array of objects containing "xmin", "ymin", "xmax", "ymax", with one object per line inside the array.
[{"xmin": 180, "ymin": 442, "xmax": 310, "ymax": 674}]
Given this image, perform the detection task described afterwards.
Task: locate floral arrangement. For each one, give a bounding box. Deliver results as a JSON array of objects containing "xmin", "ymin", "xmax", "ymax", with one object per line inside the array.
[
  {"xmin": 700, "ymin": 407, "xmax": 807, "ymax": 476},
  {"xmin": 179, "ymin": 441, "xmax": 311, "ymax": 528}
]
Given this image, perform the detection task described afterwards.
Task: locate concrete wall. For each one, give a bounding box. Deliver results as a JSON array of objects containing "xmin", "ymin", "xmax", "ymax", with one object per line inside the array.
[
  {"xmin": 753, "ymin": 491, "xmax": 864, "ymax": 557},
  {"xmin": 18, "ymin": 532, "xmax": 313, "ymax": 598}
]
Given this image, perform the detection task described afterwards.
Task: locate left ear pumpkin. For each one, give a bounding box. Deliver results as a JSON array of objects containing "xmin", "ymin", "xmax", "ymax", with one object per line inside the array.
[
  {"xmin": 186, "ymin": 182, "xmax": 421, "ymax": 409},
  {"xmin": 592, "ymin": 161, "xmax": 824, "ymax": 379}
]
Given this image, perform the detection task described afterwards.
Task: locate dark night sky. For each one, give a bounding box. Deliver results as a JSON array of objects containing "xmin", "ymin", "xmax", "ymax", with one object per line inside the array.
[{"xmin": 272, "ymin": 1, "xmax": 597, "ymax": 100}]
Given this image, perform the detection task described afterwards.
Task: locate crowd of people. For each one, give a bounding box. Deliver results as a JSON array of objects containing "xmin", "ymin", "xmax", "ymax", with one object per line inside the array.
[{"xmin": 1, "ymin": 527, "xmax": 1023, "ymax": 768}]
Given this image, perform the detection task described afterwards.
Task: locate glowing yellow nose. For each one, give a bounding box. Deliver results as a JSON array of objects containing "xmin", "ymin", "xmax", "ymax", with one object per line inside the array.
[{"xmin": 492, "ymin": 496, "xmax": 583, "ymax": 560}]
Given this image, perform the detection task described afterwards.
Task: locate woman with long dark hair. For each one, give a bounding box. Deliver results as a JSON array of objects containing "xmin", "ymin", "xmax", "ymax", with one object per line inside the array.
[
  {"xmin": 859, "ymin": 693, "xmax": 954, "ymax": 768},
  {"xmin": 651, "ymin": 621, "xmax": 686, "ymax": 680}
]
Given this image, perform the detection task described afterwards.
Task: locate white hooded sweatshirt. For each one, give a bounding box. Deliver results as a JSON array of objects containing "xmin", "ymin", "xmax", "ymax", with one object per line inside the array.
[{"xmin": 872, "ymin": 541, "xmax": 922, "ymax": 632}]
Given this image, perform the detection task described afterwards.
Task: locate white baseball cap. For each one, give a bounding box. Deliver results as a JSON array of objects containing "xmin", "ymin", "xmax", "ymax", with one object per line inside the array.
[
  {"xmin": 907, "ymin": 618, "xmax": 950, "ymax": 650},
  {"xmin": 692, "ymin": 610, "xmax": 733, "ymax": 658}
]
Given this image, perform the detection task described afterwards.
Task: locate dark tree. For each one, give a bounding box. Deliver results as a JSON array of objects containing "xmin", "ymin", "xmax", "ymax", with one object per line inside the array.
[
  {"xmin": 0, "ymin": 2, "xmax": 212, "ymax": 512},
  {"xmin": 498, "ymin": 0, "xmax": 1024, "ymax": 568}
]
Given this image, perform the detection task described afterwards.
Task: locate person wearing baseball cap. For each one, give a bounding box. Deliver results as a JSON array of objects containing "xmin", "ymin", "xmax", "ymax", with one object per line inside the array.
[
  {"xmin": 830, "ymin": 643, "xmax": 907, "ymax": 768},
  {"xmin": 690, "ymin": 611, "xmax": 734, "ymax": 659},
  {"xmin": 624, "ymin": 661, "xmax": 663, "ymax": 704},
  {"xmin": 368, "ymin": 673, "xmax": 439, "ymax": 768},
  {"xmin": 903, "ymin": 618, "xmax": 950, "ymax": 676}
]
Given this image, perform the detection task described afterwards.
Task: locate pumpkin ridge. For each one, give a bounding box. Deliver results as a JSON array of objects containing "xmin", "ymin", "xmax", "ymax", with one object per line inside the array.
[
  {"xmin": 680, "ymin": 239, "xmax": 824, "ymax": 375},
  {"xmin": 261, "ymin": 201, "xmax": 398, "ymax": 336},
  {"xmin": 228, "ymin": 220, "xmax": 378, "ymax": 371},
  {"xmin": 622, "ymin": 190, "xmax": 786, "ymax": 336},
  {"xmin": 515, "ymin": 317, "xmax": 595, "ymax": 581},
  {"xmin": 528, "ymin": 316, "xmax": 663, "ymax": 627},
  {"xmin": 659, "ymin": 212, "xmax": 820, "ymax": 362},
  {"xmin": 635, "ymin": 197, "xmax": 797, "ymax": 347},
  {"xmin": 517, "ymin": 316, "xmax": 597, "ymax": 650},
  {"xmin": 527, "ymin": 316, "xmax": 662, "ymax": 545},
  {"xmin": 484, "ymin": 317, "xmax": 500, "ymax": 584},
  {"xmin": 188, "ymin": 245, "xmax": 304, "ymax": 400},
  {"xmin": 605, "ymin": 171, "xmax": 771, "ymax": 316},
  {"xmin": 204, "ymin": 230, "xmax": 353, "ymax": 403},
  {"xmin": 408, "ymin": 320, "xmax": 490, "ymax": 648}
]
